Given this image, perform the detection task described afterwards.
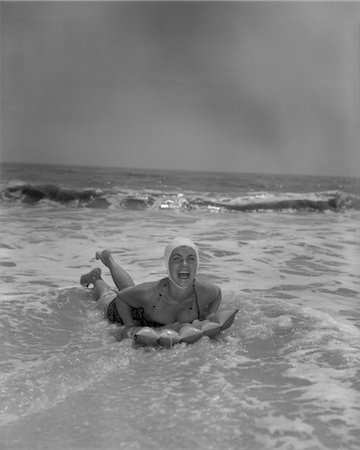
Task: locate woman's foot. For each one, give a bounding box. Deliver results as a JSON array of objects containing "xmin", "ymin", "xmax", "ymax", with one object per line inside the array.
[
  {"xmin": 80, "ymin": 268, "xmax": 102, "ymax": 287},
  {"xmin": 95, "ymin": 249, "xmax": 113, "ymax": 266}
]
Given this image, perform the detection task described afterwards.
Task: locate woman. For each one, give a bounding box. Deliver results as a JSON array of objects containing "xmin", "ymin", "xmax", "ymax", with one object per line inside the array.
[{"xmin": 80, "ymin": 237, "xmax": 222, "ymax": 332}]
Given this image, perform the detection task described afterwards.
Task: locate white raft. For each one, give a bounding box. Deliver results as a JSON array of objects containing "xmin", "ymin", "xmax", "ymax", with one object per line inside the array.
[{"xmin": 130, "ymin": 309, "xmax": 238, "ymax": 347}]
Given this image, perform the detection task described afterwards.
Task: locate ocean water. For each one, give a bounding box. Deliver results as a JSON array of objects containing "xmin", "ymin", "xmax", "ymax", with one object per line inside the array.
[{"xmin": 0, "ymin": 162, "xmax": 359, "ymax": 450}]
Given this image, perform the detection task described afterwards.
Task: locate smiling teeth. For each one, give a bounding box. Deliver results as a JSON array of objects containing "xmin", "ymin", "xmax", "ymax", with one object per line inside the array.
[{"xmin": 178, "ymin": 271, "xmax": 190, "ymax": 279}]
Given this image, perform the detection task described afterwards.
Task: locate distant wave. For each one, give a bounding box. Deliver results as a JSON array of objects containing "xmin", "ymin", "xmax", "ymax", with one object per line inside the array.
[
  {"xmin": 2, "ymin": 183, "xmax": 99, "ymax": 203},
  {"xmin": 1, "ymin": 182, "xmax": 359, "ymax": 212}
]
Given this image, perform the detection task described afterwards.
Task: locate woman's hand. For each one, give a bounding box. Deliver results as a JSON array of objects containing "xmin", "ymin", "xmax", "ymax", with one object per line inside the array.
[{"xmin": 126, "ymin": 326, "xmax": 143, "ymax": 338}]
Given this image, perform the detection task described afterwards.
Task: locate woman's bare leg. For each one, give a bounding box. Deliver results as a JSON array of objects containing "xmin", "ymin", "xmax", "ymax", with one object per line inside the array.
[
  {"xmin": 95, "ymin": 249, "xmax": 135, "ymax": 291},
  {"xmin": 80, "ymin": 267, "xmax": 114, "ymax": 300},
  {"xmin": 80, "ymin": 267, "xmax": 123, "ymax": 321}
]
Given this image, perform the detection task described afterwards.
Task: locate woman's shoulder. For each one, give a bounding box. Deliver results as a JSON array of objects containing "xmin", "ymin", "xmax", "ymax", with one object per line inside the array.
[
  {"xmin": 119, "ymin": 280, "xmax": 160, "ymax": 300},
  {"xmin": 195, "ymin": 280, "xmax": 221, "ymax": 299}
]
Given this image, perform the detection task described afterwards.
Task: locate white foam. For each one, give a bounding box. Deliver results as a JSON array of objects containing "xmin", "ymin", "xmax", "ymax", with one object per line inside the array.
[{"xmin": 1, "ymin": 198, "xmax": 359, "ymax": 449}]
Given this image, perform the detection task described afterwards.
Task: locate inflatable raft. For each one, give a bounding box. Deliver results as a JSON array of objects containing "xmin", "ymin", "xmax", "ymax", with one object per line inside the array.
[{"xmin": 129, "ymin": 309, "xmax": 238, "ymax": 347}]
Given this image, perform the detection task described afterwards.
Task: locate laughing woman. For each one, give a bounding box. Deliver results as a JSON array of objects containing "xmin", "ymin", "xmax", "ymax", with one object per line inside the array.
[{"xmin": 80, "ymin": 237, "xmax": 222, "ymax": 332}]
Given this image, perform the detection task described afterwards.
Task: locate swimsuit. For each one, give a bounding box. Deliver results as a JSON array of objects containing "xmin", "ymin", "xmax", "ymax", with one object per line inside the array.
[
  {"xmin": 151, "ymin": 279, "xmax": 201, "ymax": 321},
  {"xmin": 98, "ymin": 278, "xmax": 201, "ymax": 326},
  {"xmin": 105, "ymin": 298, "xmax": 164, "ymax": 327}
]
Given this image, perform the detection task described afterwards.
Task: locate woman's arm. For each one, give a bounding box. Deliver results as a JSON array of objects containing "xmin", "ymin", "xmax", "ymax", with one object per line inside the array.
[
  {"xmin": 203, "ymin": 287, "xmax": 222, "ymax": 318},
  {"xmin": 114, "ymin": 283, "xmax": 153, "ymax": 326},
  {"xmin": 195, "ymin": 283, "xmax": 222, "ymax": 319},
  {"xmin": 115, "ymin": 296, "xmax": 138, "ymax": 327}
]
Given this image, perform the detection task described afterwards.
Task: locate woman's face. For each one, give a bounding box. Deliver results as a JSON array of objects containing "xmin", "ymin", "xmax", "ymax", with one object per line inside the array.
[{"xmin": 168, "ymin": 246, "xmax": 197, "ymax": 288}]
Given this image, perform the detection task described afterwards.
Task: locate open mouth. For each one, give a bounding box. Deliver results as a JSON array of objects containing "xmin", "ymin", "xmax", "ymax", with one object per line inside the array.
[{"xmin": 178, "ymin": 271, "xmax": 190, "ymax": 280}]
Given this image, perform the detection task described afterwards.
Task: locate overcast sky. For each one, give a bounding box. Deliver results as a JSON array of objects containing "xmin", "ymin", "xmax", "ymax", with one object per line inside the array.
[{"xmin": 1, "ymin": 1, "xmax": 359, "ymax": 176}]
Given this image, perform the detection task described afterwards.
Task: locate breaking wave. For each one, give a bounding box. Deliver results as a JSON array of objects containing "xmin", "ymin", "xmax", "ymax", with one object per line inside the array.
[{"xmin": 1, "ymin": 182, "xmax": 359, "ymax": 212}]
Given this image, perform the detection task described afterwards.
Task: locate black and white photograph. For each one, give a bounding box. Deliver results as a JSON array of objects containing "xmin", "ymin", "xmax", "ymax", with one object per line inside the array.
[{"xmin": 1, "ymin": 1, "xmax": 359, "ymax": 449}]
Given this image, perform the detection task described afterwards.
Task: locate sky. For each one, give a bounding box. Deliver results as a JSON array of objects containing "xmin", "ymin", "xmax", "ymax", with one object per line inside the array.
[{"xmin": 1, "ymin": 1, "xmax": 359, "ymax": 177}]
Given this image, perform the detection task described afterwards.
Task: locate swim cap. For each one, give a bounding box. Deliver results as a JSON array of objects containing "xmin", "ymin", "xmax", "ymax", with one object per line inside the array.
[{"xmin": 164, "ymin": 237, "xmax": 200, "ymax": 282}]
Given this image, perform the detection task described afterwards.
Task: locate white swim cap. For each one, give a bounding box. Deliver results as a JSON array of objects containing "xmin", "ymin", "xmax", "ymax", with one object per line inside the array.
[{"xmin": 164, "ymin": 237, "xmax": 200, "ymax": 278}]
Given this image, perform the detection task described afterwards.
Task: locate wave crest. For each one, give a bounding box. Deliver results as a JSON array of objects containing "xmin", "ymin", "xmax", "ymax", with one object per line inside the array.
[{"xmin": 1, "ymin": 182, "xmax": 359, "ymax": 213}]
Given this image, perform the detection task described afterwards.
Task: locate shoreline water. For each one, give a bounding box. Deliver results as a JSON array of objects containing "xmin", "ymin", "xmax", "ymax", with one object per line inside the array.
[{"xmin": 0, "ymin": 163, "xmax": 359, "ymax": 449}]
